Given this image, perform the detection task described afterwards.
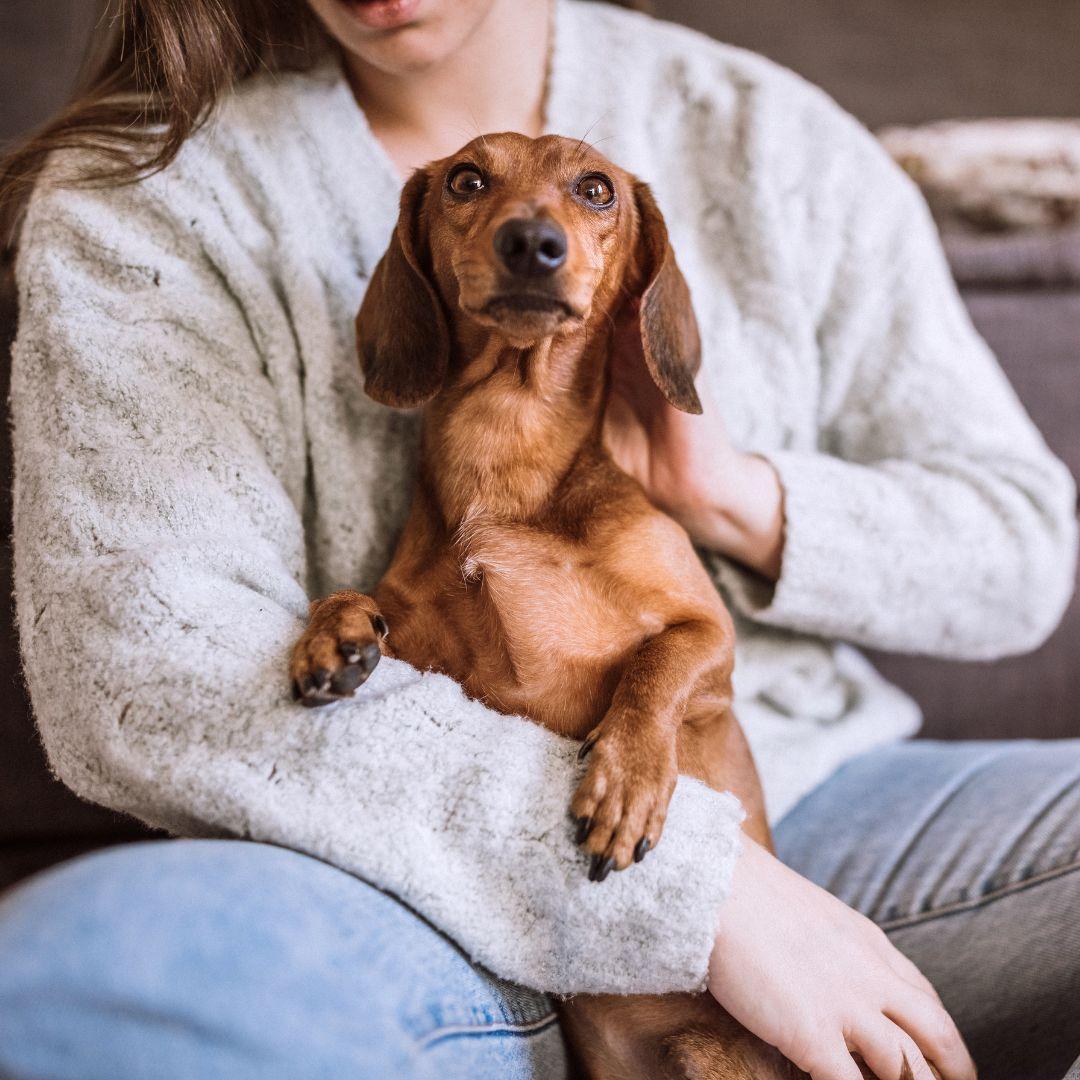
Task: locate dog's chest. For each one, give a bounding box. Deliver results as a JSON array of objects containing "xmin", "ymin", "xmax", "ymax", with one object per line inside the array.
[{"xmin": 449, "ymin": 510, "xmax": 668, "ymax": 734}]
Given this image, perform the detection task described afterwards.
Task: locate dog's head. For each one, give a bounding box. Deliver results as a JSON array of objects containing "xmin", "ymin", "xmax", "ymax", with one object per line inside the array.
[{"xmin": 357, "ymin": 132, "xmax": 701, "ymax": 413}]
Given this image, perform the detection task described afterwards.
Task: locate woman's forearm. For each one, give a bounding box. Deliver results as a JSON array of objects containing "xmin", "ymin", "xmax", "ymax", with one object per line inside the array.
[{"xmin": 674, "ymin": 452, "xmax": 786, "ymax": 583}]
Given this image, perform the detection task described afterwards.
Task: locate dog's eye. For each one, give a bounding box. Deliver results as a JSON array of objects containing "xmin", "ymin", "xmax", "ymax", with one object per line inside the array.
[
  {"xmin": 447, "ymin": 166, "xmax": 486, "ymax": 197},
  {"xmin": 575, "ymin": 173, "xmax": 615, "ymax": 208}
]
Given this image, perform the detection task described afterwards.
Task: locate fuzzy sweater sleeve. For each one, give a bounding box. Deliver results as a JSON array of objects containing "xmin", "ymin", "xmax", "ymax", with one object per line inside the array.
[
  {"xmin": 10, "ymin": 163, "xmax": 743, "ymax": 996},
  {"xmin": 715, "ymin": 100, "xmax": 1078, "ymax": 659}
]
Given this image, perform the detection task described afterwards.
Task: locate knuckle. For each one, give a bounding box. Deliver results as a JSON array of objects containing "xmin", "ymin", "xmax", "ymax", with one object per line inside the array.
[
  {"xmin": 926, "ymin": 1008, "xmax": 958, "ymax": 1051},
  {"xmin": 785, "ymin": 1027, "xmax": 829, "ymax": 1073},
  {"xmin": 897, "ymin": 1034, "xmax": 933, "ymax": 1078},
  {"xmin": 862, "ymin": 918, "xmax": 889, "ymax": 946}
]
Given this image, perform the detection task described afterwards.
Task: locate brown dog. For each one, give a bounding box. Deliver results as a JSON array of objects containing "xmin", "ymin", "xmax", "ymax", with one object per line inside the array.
[{"xmin": 289, "ymin": 133, "xmax": 904, "ymax": 1080}]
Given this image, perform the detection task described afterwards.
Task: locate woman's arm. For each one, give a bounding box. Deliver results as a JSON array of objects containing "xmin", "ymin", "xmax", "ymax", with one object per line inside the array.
[
  {"xmin": 10, "ymin": 157, "xmax": 743, "ymax": 997},
  {"xmin": 747, "ymin": 153, "xmax": 1077, "ymax": 659},
  {"xmin": 609, "ymin": 108, "xmax": 1077, "ymax": 661}
]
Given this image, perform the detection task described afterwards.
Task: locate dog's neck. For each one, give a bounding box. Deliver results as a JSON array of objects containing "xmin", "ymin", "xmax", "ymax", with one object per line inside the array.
[{"xmin": 421, "ymin": 320, "xmax": 612, "ymax": 527}]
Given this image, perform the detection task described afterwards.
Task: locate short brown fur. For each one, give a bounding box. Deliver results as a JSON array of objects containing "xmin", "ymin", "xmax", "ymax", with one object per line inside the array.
[{"xmin": 290, "ymin": 133, "xmax": 907, "ymax": 1079}]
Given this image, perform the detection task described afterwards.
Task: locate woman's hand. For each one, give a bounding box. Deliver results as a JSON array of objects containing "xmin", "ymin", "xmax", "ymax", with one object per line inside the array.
[
  {"xmin": 709, "ymin": 839, "xmax": 975, "ymax": 1080},
  {"xmin": 602, "ymin": 314, "xmax": 786, "ymax": 580}
]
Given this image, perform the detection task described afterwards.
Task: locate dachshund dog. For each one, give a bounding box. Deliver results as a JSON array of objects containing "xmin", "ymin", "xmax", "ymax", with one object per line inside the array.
[{"xmin": 289, "ymin": 133, "xmax": 922, "ymax": 1080}]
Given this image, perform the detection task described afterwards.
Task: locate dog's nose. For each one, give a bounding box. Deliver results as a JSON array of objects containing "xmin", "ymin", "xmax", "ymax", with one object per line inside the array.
[{"xmin": 494, "ymin": 218, "xmax": 567, "ymax": 277}]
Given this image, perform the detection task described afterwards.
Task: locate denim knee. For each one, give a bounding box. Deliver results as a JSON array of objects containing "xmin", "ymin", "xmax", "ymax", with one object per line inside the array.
[{"xmin": 0, "ymin": 839, "xmax": 560, "ymax": 1080}]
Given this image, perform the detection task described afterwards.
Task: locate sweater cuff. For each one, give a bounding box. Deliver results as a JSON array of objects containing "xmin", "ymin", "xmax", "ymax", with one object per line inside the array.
[
  {"xmin": 707, "ymin": 449, "xmax": 887, "ymax": 638},
  {"xmin": 562, "ymin": 778, "xmax": 744, "ymax": 995}
]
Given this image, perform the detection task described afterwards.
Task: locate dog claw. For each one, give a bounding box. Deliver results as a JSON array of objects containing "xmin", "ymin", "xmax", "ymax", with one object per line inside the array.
[
  {"xmin": 339, "ymin": 641, "xmax": 361, "ymax": 664},
  {"xmin": 633, "ymin": 837, "xmax": 651, "ymax": 863},
  {"xmin": 574, "ymin": 816, "xmax": 594, "ymax": 845},
  {"xmin": 577, "ymin": 733, "xmax": 598, "ymax": 762},
  {"xmin": 589, "ymin": 854, "xmax": 615, "ymax": 883}
]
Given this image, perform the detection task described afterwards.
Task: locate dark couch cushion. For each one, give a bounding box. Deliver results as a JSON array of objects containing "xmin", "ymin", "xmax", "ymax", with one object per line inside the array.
[{"xmin": 944, "ymin": 227, "xmax": 1080, "ymax": 289}]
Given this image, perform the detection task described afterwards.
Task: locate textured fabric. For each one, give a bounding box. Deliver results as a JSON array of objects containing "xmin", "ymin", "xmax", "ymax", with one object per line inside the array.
[
  {"xmin": 9, "ymin": 0, "xmax": 1076, "ymax": 993},
  {"xmin": 0, "ymin": 840, "xmax": 569, "ymax": 1079},
  {"xmin": 777, "ymin": 739, "xmax": 1080, "ymax": 1080}
]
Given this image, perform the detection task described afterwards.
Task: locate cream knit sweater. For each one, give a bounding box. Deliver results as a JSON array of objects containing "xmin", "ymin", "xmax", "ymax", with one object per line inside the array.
[{"xmin": 11, "ymin": 0, "xmax": 1076, "ymax": 996}]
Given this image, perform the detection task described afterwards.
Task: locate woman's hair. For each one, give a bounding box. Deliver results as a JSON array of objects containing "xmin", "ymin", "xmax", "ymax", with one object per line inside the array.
[{"xmin": 0, "ymin": 0, "xmax": 651, "ymax": 252}]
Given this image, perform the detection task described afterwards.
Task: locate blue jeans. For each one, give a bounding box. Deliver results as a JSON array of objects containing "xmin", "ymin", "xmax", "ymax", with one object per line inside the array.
[{"xmin": 1, "ymin": 740, "xmax": 1078, "ymax": 1080}]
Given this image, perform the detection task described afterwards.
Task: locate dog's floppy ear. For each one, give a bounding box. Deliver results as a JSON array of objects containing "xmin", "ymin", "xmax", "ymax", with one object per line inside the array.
[
  {"xmin": 631, "ymin": 181, "xmax": 703, "ymax": 414},
  {"xmin": 357, "ymin": 168, "xmax": 449, "ymax": 408}
]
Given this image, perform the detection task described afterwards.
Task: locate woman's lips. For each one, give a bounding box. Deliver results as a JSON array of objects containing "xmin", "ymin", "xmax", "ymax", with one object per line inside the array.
[{"xmin": 337, "ymin": 0, "xmax": 423, "ymax": 31}]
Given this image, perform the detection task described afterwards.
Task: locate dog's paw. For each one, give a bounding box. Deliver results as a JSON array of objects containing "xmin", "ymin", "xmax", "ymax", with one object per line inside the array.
[
  {"xmin": 570, "ymin": 713, "xmax": 678, "ymax": 880},
  {"xmin": 289, "ymin": 592, "xmax": 388, "ymax": 708}
]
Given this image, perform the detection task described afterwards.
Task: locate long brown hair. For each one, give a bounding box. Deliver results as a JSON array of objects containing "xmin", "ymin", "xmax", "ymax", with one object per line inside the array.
[{"xmin": 0, "ymin": 0, "xmax": 651, "ymax": 255}]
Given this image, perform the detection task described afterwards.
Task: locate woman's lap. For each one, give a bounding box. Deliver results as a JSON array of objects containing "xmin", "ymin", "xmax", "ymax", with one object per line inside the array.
[
  {"xmin": 0, "ymin": 839, "xmax": 566, "ymax": 1080},
  {"xmin": 776, "ymin": 738, "xmax": 1080, "ymax": 1080},
  {"xmin": 1, "ymin": 740, "xmax": 1077, "ymax": 1080}
]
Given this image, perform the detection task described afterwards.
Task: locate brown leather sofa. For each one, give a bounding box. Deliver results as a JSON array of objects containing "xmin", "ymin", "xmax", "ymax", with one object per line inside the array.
[{"xmin": 2, "ymin": 0, "xmax": 1078, "ymax": 894}]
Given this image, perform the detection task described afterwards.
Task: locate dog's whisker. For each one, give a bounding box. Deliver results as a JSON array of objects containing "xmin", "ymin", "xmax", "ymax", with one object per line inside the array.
[
  {"xmin": 448, "ymin": 123, "xmax": 479, "ymax": 142},
  {"xmin": 573, "ymin": 111, "xmax": 613, "ymax": 163},
  {"xmin": 465, "ymin": 107, "xmax": 490, "ymax": 152}
]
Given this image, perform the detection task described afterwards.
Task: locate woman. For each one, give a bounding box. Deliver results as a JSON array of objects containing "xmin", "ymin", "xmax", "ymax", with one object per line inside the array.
[{"xmin": 0, "ymin": 1, "xmax": 1076, "ymax": 1077}]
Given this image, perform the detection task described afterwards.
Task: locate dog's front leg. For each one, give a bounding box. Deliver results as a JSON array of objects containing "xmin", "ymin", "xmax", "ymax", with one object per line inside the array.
[
  {"xmin": 289, "ymin": 589, "xmax": 389, "ymax": 706},
  {"xmin": 570, "ymin": 617, "xmax": 734, "ymax": 879}
]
